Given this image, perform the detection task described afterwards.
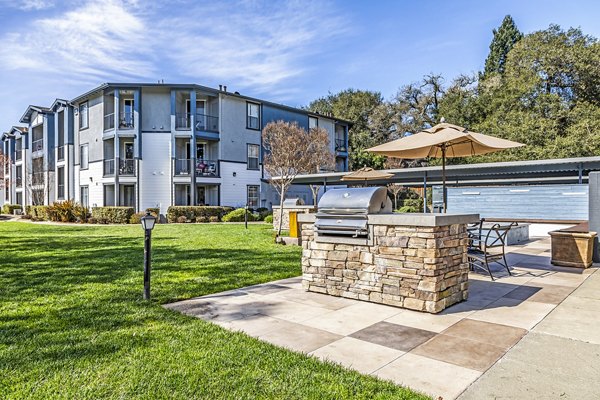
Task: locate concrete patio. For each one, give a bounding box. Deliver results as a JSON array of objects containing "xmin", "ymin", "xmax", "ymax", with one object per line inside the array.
[{"xmin": 165, "ymin": 234, "xmax": 598, "ymax": 399}]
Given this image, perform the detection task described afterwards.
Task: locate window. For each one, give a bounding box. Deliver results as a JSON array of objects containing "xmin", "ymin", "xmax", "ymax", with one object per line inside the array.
[
  {"xmin": 247, "ymin": 185, "xmax": 259, "ymax": 208},
  {"xmin": 247, "ymin": 102, "xmax": 260, "ymax": 130},
  {"xmin": 79, "ymin": 102, "xmax": 89, "ymax": 129},
  {"xmin": 57, "ymin": 166, "xmax": 65, "ymax": 200},
  {"xmin": 80, "ymin": 144, "xmax": 89, "ymax": 170},
  {"xmin": 247, "ymin": 144, "xmax": 259, "ymax": 170},
  {"xmin": 309, "ymin": 116, "xmax": 318, "ymax": 129},
  {"xmin": 4, "ymin": 179, "xmax": 8, "ymax": 200},
  {"xmin": 80, "ymin": 186, "xmax": 89, "ymax": 208}
]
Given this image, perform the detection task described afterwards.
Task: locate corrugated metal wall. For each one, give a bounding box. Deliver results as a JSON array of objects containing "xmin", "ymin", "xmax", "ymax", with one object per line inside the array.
[{"xmin": 445, "ymin": 184, "xmax": 588, "ymax": 220}]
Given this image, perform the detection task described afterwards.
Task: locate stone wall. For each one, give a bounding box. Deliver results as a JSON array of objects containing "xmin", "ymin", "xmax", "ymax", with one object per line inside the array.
[
  {"xmin": 272, "ymin": 206, "xmax": 316, "ymax": 231},
  {"xmin": 300, "ymin": 222, "xmax": 469, "ymax": 313}
]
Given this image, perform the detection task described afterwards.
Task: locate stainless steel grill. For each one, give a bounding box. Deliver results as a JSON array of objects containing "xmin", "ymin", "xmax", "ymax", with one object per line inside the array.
[{"xmin": 315, "ymin": 187, "xmax": 392, "ymax": 237}]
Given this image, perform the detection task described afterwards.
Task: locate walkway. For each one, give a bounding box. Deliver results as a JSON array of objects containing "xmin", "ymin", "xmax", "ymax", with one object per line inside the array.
[{"xmin": 165, "ymin": 236, "xmax": 597, "ymax": 399}]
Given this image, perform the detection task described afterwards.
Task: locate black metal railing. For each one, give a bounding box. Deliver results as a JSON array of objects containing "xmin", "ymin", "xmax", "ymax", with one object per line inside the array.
[
  {"xmin": 195, "ymin": 114, "xmax": 219, "ymax": 133},
  {"xmin": 119, "ymin": 159, "xmax": 135, "ymax": 176},
  {"xmin": 174, "ymin": 159, "xmax": 191, "ymax": 175},
  {"xmin": 104, "ymin": 113, "xmax": 115, "ymax": 130},
  {"xmin": 119, "ymin": 111, "xmax": 134, "ymax": 129},
  {"xmin": 195, "ymin": 159, "xmax": 218, "ymax": 177},
  {"xmin": 335, "ymin": 138, "xmax": 347, "ymax": 152},
  {"xmin": 57, "ymin": 146, "xmax": 65, "ymax": 161},
  {"xmin": 104, "ymin": 159, "xmax": 115, "ymax": 176},
  {"xmin": 32, "ymin": 139, "xmax": 43, "ymax": 152},
  {"xmin": 175, "ymin": 112, "xmax": 191, "ymax": 129}
]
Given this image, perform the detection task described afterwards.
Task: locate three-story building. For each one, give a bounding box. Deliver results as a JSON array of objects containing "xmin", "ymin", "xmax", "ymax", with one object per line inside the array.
[{"xmin": 2, "ymin": 83, "xmax": 350, "ymax": 213}]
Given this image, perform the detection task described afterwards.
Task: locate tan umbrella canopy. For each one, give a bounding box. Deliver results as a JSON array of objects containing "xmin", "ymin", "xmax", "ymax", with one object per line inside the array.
[
  {"xmin": 367, "ymin": 123, "xmax": 524, "ymax": 211},
  {"xmin": 341, "ymin": 166, "xmax": 394, "ymax": 186}
]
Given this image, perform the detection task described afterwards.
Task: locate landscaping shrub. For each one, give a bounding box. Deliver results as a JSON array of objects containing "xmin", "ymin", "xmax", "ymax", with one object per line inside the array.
[
  {"xmin": 208, "ymin": 216, "xmax": 219, "ymax": 223},
  {"xmin": 395, "ymin": 198, "xmax": 423, "ymax": 213},
  {"xmin": 73, "ymin": 204, "xmax": 89, "ymax": 223},
  {"xmin": 129, "ymin": 212, "xmax": 144, "ymax": 224},
  {"xmin": 87, "ymin": 217, "xmax": 98, "ymax": 224},
  {"xmin": 27, "ymin": 205, "xmax": 49, "ymax": 221},
  {"xmin": 20, "ymin": 214, "xmax": 32, "ymax": 220},
  {"xmin": 91, "ymin": 207, "xmax": 135, "ymax": 224},
  {"xmin": 177, "ymin": 216, "xmax": 187, "ymax": 223},
  {"xmin": 2, "ymin": 204, "xmax": 22, "ymax": 215},
  {"xmin": 195, "ymin": 216, "xmax": 210, "ymax": 223},
  {"xmin": 222, "ymin": 208, "xmax": 259, "ymax": 222},
  {"xmin": 166, "ymin": 206, "xmax": 233, "ymax": 223},
  {"xmin": 146, "ymin": 207, "xmax": 160, "ymax": 216},
  {"xmin": 254, "ymin": 207, "xmax": 271, "ymax": 221},
  {"xmin": 264, "ymin": 214, "xmax": 273, "ymax": 224}
]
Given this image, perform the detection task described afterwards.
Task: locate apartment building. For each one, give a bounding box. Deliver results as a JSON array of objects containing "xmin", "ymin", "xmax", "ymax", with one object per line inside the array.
[{"xmin": 2, "ymin": 83, "xmax": 349, "ymax": 212}]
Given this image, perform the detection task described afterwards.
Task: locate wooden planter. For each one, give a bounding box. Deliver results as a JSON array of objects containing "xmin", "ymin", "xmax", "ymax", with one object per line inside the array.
[{"xmin": 549, "ymin": 230, "xmax": 597, "ymax": 268}]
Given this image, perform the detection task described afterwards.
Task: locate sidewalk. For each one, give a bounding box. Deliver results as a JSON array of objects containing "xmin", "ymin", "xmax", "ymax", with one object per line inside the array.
[{"xmin": 459, "ymin": 268, "xmax": 600, "ymax": 399}]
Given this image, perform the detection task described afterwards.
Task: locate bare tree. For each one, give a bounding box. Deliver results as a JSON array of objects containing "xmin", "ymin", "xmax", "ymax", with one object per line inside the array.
[
  {"xmin": 25, "ymin": 159, "xmax": 53, "ymax": 206},
  {"xmin": 305, "ymin": 127, "xmax": 335, "ymax": 206},
  {"xmin": 388, "ymin": 183, "xmax": 403, "ymax": 210},
  {"xmin": 263, "ymin": 121, "xmax": 333, "ymax": 236},
  {"xmin": 0, "ymin": 151, "xmax": 8, "ymax": 192}
]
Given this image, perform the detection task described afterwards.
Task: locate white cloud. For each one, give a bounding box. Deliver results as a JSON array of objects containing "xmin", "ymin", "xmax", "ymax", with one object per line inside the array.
[
  {"xmin": 162, "ymin": 1, "xmax": 349, "ymax": 90},
  {"xmin": 0, "ymin": 0, "xmax": 155, "ymax": 81},
  {"xmin": 16, "ymin": 0, "xmax": 55, "ymax": 11}
]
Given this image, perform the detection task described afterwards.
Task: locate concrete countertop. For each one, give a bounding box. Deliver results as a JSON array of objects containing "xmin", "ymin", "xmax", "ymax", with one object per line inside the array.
[{"xmin": 297, "ymin": 212, "xmax": 480, "ymax": 227}]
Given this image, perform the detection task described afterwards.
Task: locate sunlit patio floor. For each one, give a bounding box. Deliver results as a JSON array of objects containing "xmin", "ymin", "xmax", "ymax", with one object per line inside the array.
[{"xmin": 165, "ymin": 236, "xmax": 598, "ymax": 399}]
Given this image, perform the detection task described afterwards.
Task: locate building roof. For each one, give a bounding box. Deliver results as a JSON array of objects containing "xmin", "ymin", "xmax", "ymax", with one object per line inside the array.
[
  {"xmin": 69, "ymin": 82, "xmax": 353, "ymax": 126},
  {"xmin": 287, "ymin": 156, "xmax": 600, "ymax": 187},
  {"xmin": 19, "ymin": 105, "xmax": 52, "ymax": 124}
]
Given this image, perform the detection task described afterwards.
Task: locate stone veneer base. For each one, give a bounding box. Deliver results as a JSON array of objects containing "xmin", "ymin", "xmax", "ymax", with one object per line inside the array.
[{"xmin": 299, "ymin": 213, "xmax": 478, "ymax": 314}]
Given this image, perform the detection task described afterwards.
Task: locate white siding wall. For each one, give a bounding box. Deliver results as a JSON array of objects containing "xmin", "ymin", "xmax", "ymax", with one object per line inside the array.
[
  {"xmin": 139, "ymin": 132, "xmax": 172, "ymax": 214},
  {"xmin": 76, "ymin": 163, "xmax": 104, "ymax": 207},
  {"xmin": 220, "ymin": 162, "xmax": 261, "ymax": 207}
]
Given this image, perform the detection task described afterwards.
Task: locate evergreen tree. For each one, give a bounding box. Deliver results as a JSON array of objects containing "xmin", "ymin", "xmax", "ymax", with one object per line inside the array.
[{"xmin": 483, "ymin": 15, "xmax": 522, "ymax": 77}]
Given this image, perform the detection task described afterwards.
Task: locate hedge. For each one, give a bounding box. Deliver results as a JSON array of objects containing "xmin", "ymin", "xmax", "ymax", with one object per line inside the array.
[
  {"xmin": 2, "ymin": 204, "xmax": 22, "ymax": 215},
  {"xmin": 222, "ymin": 208, "xmax": 260, "ymax": 222},
  {"xmin": 91, "ymin": 207, "xmax": 135, "ymax": 224},
  {"xmin": 27, "ymin": 205, "xmax": 50, "ymax": 220},
  {"xmin": 166, "ymin": 206, "xmax": 234, "ymax": 223}
]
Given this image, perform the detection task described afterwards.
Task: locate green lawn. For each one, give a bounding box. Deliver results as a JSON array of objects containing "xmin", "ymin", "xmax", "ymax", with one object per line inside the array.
[{"xmin": 0, "ymin": 222, "xmax": 428, "ymax": 399}]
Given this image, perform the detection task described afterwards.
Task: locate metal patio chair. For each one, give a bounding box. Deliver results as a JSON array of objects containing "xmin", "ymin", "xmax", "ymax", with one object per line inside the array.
[{"xmin": 467, "ymin": 222, "xmax": 516, "ymax": 280}]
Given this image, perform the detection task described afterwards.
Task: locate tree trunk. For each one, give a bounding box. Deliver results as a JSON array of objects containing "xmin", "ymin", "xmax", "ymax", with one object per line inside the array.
[{"xmin": 277, "ymin": 186, "xmax": 287, "ymax": 237}]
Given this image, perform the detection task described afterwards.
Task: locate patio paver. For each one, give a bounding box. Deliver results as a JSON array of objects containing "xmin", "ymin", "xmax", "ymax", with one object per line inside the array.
[{"xmin": 165, "ymin": 236, "xmax": 598, "ymax": 400}]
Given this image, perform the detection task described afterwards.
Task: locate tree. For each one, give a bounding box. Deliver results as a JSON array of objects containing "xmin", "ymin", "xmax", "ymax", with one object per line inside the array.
[
  {"xmin": 307, "ymin": 89, "xmax": 384, "ymax": 169},
  {"xmin": 305, "ymin": 127, "xmax": 335, "ymax": 206},
  {"xmin": 0, "ymin": 151, "xmax": 8, "ymax": 192},
  {"xmin": 263, "ymin": 121, "xmax": 332, "ymax": 236},
  {"xmin": 387, "ymin": 184, "xmax": 403, "ymax": 210},
  {"xmin": 483, "ymin": 15, "xmax": 522, "ymax": 77}
]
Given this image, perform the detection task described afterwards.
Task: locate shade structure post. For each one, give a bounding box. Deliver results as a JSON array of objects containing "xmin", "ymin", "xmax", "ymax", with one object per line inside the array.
[
  {"xmin": 423, "ymin": 172, "xmax": 427, "ymax": 213},
  {"xmin": 441, "ymin": 145, "xmax": 447, "ymax": 213}
]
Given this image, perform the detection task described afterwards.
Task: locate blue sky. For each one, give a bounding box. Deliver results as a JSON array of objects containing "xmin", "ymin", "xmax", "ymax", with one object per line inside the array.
[{"xmin": 0, "ymin": 0, "xmax": 599, "ymax": 130}]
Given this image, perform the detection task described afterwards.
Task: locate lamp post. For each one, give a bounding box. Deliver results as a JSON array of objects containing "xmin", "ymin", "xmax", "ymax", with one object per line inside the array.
[{"xmin": 140, "ymin": 211, "xmax": 156, "ymax": 300}]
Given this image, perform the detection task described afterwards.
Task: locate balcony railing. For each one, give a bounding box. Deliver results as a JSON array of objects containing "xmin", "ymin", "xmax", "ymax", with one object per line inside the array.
[
  {"xmin": 196, "ymin": 114, "xmax": 219, "ymax": 133},
  {"xmin": 104, "ymin": 159, "xmax": 115, "ymax": 176},
  {"xmin": 32, "ymin": 139, "xmax": 43, "ymax": 152},
  {"xmin": 32, "ymin": 172, "xmax": 44, "ymax": 186},
  {"xmin": 174, "ymin": 159, "xmax": 192, "ymax": 175},
  {"xmin": 335, "ymin": 138, "xmax": 347, "ymax": 152},
  {"xmin": 104, "ymin": 113, "xmax": 115, "ymax": 130},
  {"xmin": 119, "ymin": 159, "xmax": 135, "ymax": 176},
  {"xmin": 196, "ymin": 159, "xmax": 218, "ymax": 177},
  {"xmin": 57, "ymin": 146, "xmax": 65, "ymax": 161},
  {"xmin": 119, "ymin": 111, "xmax": 134, "ymax": 129},
  {"xmin": 175, "ymin": 113, "xmax": 191, "ymax": 129}
]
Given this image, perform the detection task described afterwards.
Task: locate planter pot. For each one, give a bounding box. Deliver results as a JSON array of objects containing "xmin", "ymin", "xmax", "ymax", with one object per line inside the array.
[{"xmin": 549, "ymin": 230, "xmax": 597, "ymax": 268}]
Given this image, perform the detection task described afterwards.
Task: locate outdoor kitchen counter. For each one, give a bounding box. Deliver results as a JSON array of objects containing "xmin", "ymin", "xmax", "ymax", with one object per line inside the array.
[{"xmin": 298, "ymin": 212, "xmax": 480, "ymax": 313}]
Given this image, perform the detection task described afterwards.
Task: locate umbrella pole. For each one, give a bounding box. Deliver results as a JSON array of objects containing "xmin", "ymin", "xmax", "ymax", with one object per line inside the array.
[{"xmin": 442, "ymin": 145, "xmax": 447, "ymax": 213}]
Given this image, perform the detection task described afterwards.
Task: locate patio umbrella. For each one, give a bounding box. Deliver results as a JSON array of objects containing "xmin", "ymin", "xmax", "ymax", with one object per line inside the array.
[
  {"xmin": 341, "ymin": 166, "xmax": 394, "ymax": 186},
  {"xmin": 367, "ymin": 123, "xmax": 524, "ymax": 212}
]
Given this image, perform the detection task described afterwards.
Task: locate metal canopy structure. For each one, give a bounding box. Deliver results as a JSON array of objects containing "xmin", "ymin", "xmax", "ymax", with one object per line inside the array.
[{"xmin": 287, "ymin": 156, "xmax": 600, "ymax": 188}]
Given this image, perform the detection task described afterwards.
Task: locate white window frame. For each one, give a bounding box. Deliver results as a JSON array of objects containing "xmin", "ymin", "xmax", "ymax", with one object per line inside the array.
[
  {"xmin": 247, "ymin": 185, "xmax": 259, "ymax": 208},
  {"xmin": 80, "ymin": 144, "xmax": 89, "ymax": 170},
  {"xmin": 247, "ymin": 144, "xmax": 260, "ymax": 170},
  {"xmin": 79, "ymin": 102, "xmax": 89, "ymax": 130},
  {"xmin": 309, "ymin": 116, "xmax": 318, "ymax": 129},
  {"xmin": 246, "ymin": 102, "xmax": 260, "ymax": 130}
]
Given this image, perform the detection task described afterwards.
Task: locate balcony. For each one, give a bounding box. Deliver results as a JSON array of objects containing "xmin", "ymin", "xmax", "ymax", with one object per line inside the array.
[
  {"xmin": 119, "ymin": 159, "xmax": 135, "ymax": 176},
  {"xmin": 32, "ymin": 172, "xmax": 44, "ymax": 186},
  {"xmin": 196, "ymin": 159, "xmax": 218, "ymax": 178},
  {"xmin": 104, "ymin": 113, "xmax": 115, "ymax": 131},
  {"xmin": 104, "ymin": 159, "xmax": 115, "ymax": 176},
  {"xmin": 32, "ymin": 139, "xmax": 44, "ymax": 153},
  {"xmin": 176, "ymin": 113, "xmax": 191, "ymax": 130},
  {"xmin": 57, "ymin": 146, "xmax": 65, "ymax": 161},
  {"xmin": 119, "ymin": 111, "xmax": 134, "ymax": 129},
  {"xmin": 174, "ymin": 159, "xmax": 192, "ymax": 175},
  {"xmin": 335, "ymin": 138, "xmax": 347, "ymax": 153},
  {"xmin": 196, "ymin": 114, "xmax": 219, "ymax": 133}
]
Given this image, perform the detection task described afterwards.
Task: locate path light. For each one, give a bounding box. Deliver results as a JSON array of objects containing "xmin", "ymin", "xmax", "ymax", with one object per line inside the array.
[{"xmin": 141, "ymin": 211, "xmax": 156, "ymax": 300}]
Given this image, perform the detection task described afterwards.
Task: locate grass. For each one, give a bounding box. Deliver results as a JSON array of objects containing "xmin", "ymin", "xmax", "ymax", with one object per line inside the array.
[{"xmin": 0, "ymin": 222, "xmax": 429, "ymax": 399}]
